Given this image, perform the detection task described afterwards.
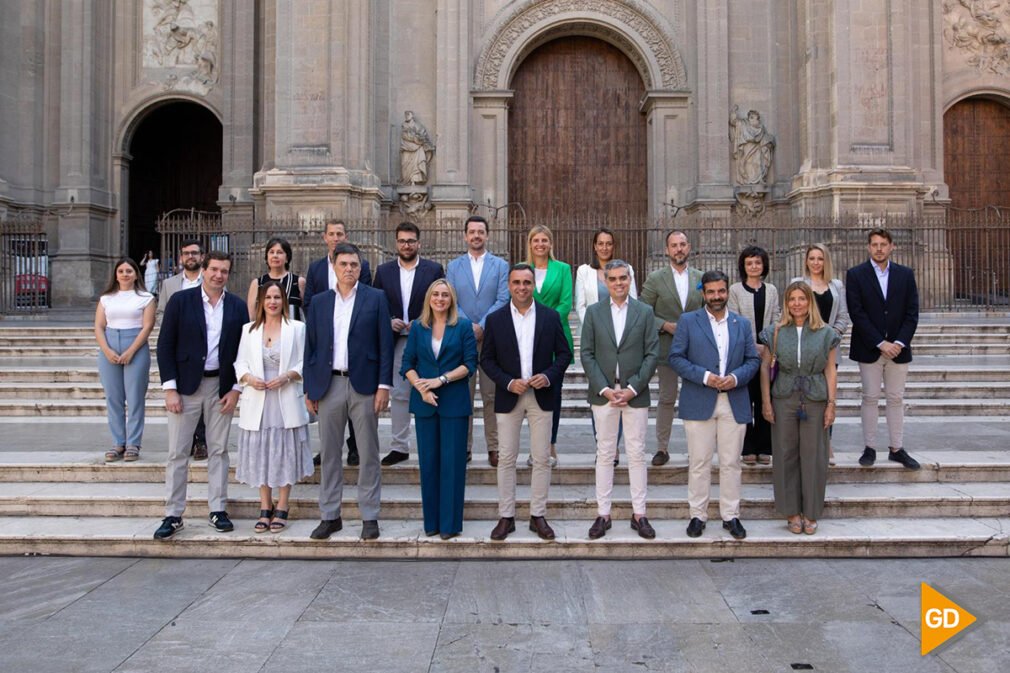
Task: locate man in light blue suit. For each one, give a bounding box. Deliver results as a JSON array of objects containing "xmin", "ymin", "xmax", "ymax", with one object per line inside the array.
[
  {"xmin": 445, "ymin": 215, "xmax": 510, "ymax": 466},
  {"xmin": 669, "ymin": 270, "xmax": 760, "ymax": 541}
]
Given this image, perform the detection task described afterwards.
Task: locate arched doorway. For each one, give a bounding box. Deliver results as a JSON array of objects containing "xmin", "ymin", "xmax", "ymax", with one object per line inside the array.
[
  {"xmin": 127, "ymin": 101, "xmax": 222, "ymax": 264},
  {"xmin": 508, "ymin": 36, "xmax": 647, "ymax": 268},
  {"xmin": 943, "ymin": 97, "xmax": 1010, "ymax": 303}
]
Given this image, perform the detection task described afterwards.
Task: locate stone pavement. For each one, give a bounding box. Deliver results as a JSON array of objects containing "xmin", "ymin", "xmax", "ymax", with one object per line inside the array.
[{"xmin": 0, "ymin": 556, "xmax": 1005, "ymax": 673}]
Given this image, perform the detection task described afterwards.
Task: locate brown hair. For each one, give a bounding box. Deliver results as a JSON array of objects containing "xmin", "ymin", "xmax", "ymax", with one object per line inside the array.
[
  {"xmin": 804, "ymin": 243, "xmax": 834, "ymax": 281},
  {"xmin": 249, "ymin": 280, "xmax": 290, "ymax": 332},
  {"xmin": 101, "ymin": 258, "xmax": 149, "ymax": 296},
  {"xmin": 777, "ymin": 281, "xmax": 826, "ymax": 330}
]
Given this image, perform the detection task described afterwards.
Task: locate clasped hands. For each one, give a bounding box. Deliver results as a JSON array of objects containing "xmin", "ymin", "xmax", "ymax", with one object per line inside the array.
[
  {"xmin": 879, "ymin": 341, "xmax": 902, "ymax": 360},
  {"xmin": 603, "ymin": 387, "xmax": 635, "ymax": 407},
  {"xmin": 507, "ymin": 374, "xmax": 551, "ymax": 395},
  {"xmin": 243, "ymin": 375, "xmax": 291, "ymax": 391},
  {"xmin": 706, "ymin": 373, "xmax": 736, "ymax": 392}
]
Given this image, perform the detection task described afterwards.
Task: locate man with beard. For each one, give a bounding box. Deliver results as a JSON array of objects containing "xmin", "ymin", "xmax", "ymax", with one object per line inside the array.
[
  {"xmin": 669, "ymin": 270, "xmax": 760, "ymax": 541},
  {"xmin": 372, "ymin": 221, "xmax": 444, "ymax": 465},
  {"xmin": 640, "ymin": 230, "xmax": 704, "ymax": 466}
]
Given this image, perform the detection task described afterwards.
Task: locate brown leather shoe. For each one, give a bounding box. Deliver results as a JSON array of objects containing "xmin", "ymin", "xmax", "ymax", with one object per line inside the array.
[
  {"xmin": 631, "ymin": 515, "xmax": 656, "ymax": 539},
  {"xmin": 588, "ymin": 516, "xmax": 612, "ymax": 540},
  {"xmin": 651, "ymin": 451, "xmax": 669, "ymax": 467},
  {"xmin": 488, "ymin": 450, "xmax": 499, "ymax": 467},
  {"xmin": 529, "ymin": 515, "xmax": 555, "ymax": 540},
  {"xmin": 489, "ymin": 516, "xmax": 515, "ymax": 541}
]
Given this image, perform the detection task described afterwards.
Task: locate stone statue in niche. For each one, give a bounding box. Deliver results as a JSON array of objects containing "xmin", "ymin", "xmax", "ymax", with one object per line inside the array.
[
  {"xmin": 399, "ymin": 111, "xmax": 435, "ymax": 186},
  {"xmin": 729, "ymin": 105, "xmax": 776, "ymax": 216}
]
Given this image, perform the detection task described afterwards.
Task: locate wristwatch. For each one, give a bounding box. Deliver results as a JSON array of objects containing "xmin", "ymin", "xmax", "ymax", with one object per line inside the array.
[{"xmin": 439, "ymin": 375, "xmax": 450, "ymax": 385}]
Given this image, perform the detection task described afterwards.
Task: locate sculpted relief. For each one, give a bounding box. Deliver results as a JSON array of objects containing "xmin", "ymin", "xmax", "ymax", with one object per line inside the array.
[
  {"xmin": 143, "ymin": 0, "xmax": 220, "ymax": 94},
  {"xmin": 729, "ymin": 106, "xmax": 776, "ymax": 216},
  {"xmin": 943, "ymin": 0, "xmax": 1010, "ymax": 77}
]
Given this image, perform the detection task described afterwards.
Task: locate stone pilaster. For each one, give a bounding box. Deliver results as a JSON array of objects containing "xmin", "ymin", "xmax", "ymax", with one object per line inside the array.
[
  {"xmin": 641, "ymin": 92, "xmax": 691, "ymax": 219},
  {"xmin": 469, "ymin": 91, "xmax": 512, "ymax": 218},
  {"xmin": 693, "ymin": 0, "xmax": 734, "ymax": 209},
  {"xmin": 218, "ymin": 0, "xmax": 256, "ymax": 222},
  {"xmin": 431, "ymin": 0, "xmax": 472, "ymax": 216}
]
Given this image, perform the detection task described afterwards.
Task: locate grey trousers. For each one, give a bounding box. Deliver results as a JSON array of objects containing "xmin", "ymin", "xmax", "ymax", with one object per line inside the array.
[
  {"xmin": 388, "ymin": 336, "xmax": 412, "ymax": 454},
  {"xmin": 770, "ymin": 392, "xmax": 829, "ymax": 521},
  {"xmin": 655, "ymin": 363, "xmax": 681, "ymax": 452},
  {"xmin": 317, "ymin": 375, "xmax": 382, "ymax": 521},
  {"xmin": 164, "ymin": 377, "xmax": 234, "ymax": 517}
]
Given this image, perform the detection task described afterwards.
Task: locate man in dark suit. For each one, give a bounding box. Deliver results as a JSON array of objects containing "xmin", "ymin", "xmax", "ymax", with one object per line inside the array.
[
  {"xmin": 154, "ymin": 251, "xmax": 249, "ymax": 540},
  {"xmin": 372, "ymin": 221, "xmax": 445, "ymax": 465},
  {"xmin": 480, "ymin": 263, "xmax": 572, "ymax": 541},
  {"xmin": 846, "ymin": 228, "xmax": 920, "ymax": 470},
  {"xmin": 304, "ymin": 243, "xmax": 394, "ymax": 541},
  {"xmin": 303, "ymin": 219, "xmax": 371, "ymax": 467}
]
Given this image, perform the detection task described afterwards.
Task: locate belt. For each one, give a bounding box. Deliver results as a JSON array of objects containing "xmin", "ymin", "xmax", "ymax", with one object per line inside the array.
[
  {"xmin": 203, "ymin": 369, "xmax": 220, "ymax": 378},
  {"xmin": 332, "ymin": 369, "xmax": 350, "ymax": 377}
]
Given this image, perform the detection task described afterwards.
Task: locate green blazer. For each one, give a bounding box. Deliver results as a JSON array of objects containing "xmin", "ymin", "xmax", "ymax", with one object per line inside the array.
[
  {"xmin": 579, "ymin": 297, "xmax": 659, "ymax": 408},
  {"xmin": 533, "ymin": 258, "xmax": 574, "ymax": 351},
  {"xmin": 640, "ymin": 265, "xmax": 704, "ymax": 361}
]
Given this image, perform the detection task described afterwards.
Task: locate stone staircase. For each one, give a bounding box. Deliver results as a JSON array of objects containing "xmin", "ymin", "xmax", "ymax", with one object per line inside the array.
[{"xmin": 0, "ymin": 316, "xmax": 1008, "ymax": 559}]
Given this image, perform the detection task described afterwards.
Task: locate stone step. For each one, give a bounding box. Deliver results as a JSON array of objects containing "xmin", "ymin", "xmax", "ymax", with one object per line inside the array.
[
  {"xmin": 2, "ymin": 450, "xmax": 1007, "ymax": 485},
  {"xmin": 0, "ymin": 515, "xmax": 1005, "ymax": 559},
  {"xmin": 2, "ymin": 480, "xmax": 1008, "ymax": 519}
]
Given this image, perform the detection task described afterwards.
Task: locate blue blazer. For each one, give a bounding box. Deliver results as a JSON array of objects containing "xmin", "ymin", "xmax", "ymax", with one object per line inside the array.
[
  {"xmin": 845, "ymin": 260, "xmax": 919, "ymax": 364},
  {"xmin": 372, "ymin": 257, "xmax": 445, "ymax": 322},
  {"xmin": 479, "ymin": 301, "xmax": 573, "ymax": 413},
  {"xmin": 444, "ymin": 252, "xmax": 510, "ymax": 329},
  {"xmin": 399, "ymin": 319, "xmax": 478, "ymax": 418},
  {"xmin": 668, "ymin": 308, "xmax": 760, "ymax": 424},
  {"xmin": 157, "ymin": 287, "xmax": 248, "ymax": 397},
  {"xmin": 303, "ymin": 254, "xmax": 372, "ymax": 310},
  {"xmin": 303, "ymin": 284, "xmax": 394, "ymax": 400}
]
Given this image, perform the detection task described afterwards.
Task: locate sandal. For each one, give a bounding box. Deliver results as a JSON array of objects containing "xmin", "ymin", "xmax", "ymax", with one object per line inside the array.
[
  {"xmin": 803, "ymin": 519, "xmax": 818, "ymax": 535},
  {"xmin": 254, "ymin": 509, "xmax": 273, "ymax": 534},
  {"xmin": 270, "ymin": 509, "xmax": 288, "ymax": 533},
  {"xmin": 787, "ymin": 517, "xmax": 803, "ymax": 535},
  {"xmin": 757, "ymin": 454, "xmax": 772, "ymax": 465},
  {"xmin": 124, "ymin": 445, "xmax": 141, "ymax": 462},
  {"xmin": 105, "ymin": 446, "xmax": 125, "ymax": 463},
  {"xmin": 742, "ymin": 454, "xmax": 757, "ymax": 466}
]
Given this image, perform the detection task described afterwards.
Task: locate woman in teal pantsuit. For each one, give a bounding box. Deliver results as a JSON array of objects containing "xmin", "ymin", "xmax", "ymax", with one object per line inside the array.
[
  {"xmin": 528, "ymin": 225, "xmax": 574, "ymax": 465},
  {"xmin": 401, "ymin": 279, "xmax": 478, "ymax": 539}
]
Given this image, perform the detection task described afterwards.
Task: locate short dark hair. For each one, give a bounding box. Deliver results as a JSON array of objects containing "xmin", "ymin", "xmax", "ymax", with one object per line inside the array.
[
  {"xmin": 264, "ymin": 237, "xmax": 292, "ymax": 270},
  {"xmin": 324, "ymin": 219, "xmax": 346, "ymax": 233},
  {"xmin": 509, "ymin": 262, "xmax": 535, "ymax": 279},
  {"xmin": 665, "ymin": 229, "xmax": 689, "ymax": 246},
  {"xmin": 868, "ymin": 227, "xmax": 892, "ymax": 243},
  {"xmin": 701, "ymin": 269, "xmax": 730, "ymax": 290},
  {"xmin": 202, "ymin": 250, "xmax": 231, "ymax": 269},
  {"xmin": 179, "ymin": 238, "xmax": 204, "ymax": 254},
  {"xmin": 330, "ymin": 242, "xmax": 361, "ymax": 265},
  {"xmin": 737, "ymin": 245, "xmax": 769, "ymax": 280},
  {"xmin": 464, "ymin": 215, "xmax": 488, "ymax": 233},
  {"xmin": 395, "ymin": 221, "xmax": 420, "ymax": 238}
]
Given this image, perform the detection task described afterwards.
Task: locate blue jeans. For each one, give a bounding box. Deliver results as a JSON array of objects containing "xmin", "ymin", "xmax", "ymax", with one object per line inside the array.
[{"xmin": 97, "ymin": 328, "xmax": 150, "ymax": 447}]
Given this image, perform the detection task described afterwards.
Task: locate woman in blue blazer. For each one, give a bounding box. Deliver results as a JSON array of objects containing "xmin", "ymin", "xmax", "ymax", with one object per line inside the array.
[{"xmin": 401, "ymin": 279, "xmax": 478, "ymax": 539}]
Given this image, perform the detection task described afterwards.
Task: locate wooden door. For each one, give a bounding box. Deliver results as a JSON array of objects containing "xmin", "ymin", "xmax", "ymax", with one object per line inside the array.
[
  {"xmin": 508, "ymin": 36, "xmax": 647, "ymax": 271},
  {"xmin": 943, "ymin": 97, "xmax": 1010, "ymax": 303}
]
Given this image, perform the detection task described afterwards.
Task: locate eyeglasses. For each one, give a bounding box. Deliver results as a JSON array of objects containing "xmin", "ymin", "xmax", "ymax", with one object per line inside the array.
[
  {"xmin": 396, "ymin": 239, "xmax": 419, "ymax": 246},
  {"xmin": 180, "ymin": 251, "xmax": 202, "ymax": 257}
]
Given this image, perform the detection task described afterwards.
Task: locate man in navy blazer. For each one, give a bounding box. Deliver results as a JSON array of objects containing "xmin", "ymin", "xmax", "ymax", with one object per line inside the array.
[
  {"xmin": 846, "ymin": 228, "xmax": 920, "ymax": 470},
  {"xmin": 303, "ymin": 219, "xmax": 371, "ymax": 468},
  {"xmin": 304, "ymin": 243, "xmax": 394, "ymax": 541},
  {"xmin": 669, "ymin": 270, "xmax": 760, "ymax": 540},
  {"xmin": 372, "ymin": 221, "xmax": 445, "ymax": 465},
  {"xmin": 154, "ymin": 251, "xmax": 249, "ymax": 540},
  {"xmin": 480, "ymin": 263, "xmax": 572, "ymax": 541}
]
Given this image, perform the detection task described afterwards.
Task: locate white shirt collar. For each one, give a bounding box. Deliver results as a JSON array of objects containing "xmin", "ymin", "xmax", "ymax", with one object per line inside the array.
[
  {"xmin": 510, "ymin": 300, "xmax": 535, "ymax": 316},
  {"xmin": 398, "ymin": 257, "xmax": 419, "ymax": 271},
  {"xmin": 705, "ymin": 307, "xmax": 727, "ymax": 324}
]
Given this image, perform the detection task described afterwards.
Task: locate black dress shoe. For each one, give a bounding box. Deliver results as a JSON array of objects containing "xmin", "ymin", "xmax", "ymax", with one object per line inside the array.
[
  {"xmin": 722, "ymin": 518, "xmax": 747, "ymax": 540},
  {"xmin": 588, "ymin": 516, "xmax": 612, "ymax": 539},
  {"xmin": 631, "ymin": 516, "xmax": 656, "ymax": 539},
  {"xmin": 153, "ymin": 516, "xmax": 183, "ymax": 540},
  {"xmin": 529, "ymin": 516, "xmax": 556, "ymax": 540},
  {"xmin": 652, "ymin": 451, "xmax": 670, "ymax": 467},
  {"xmin": 858, "ymin": 446, "xmax": 876, "ymax": 466},
  {"xmin": 347, "ymin": 446, "xmax": 360, "ymax": 466},
  {"xmin": 381, "ymin": 450, "xmax": 409, "ymax": 466},
  {"xmin": 312, "ymin": 453, "xmax": 321, "ymax": 467},
  {"xmin": 439, "ymin": 532, "xmax": 460, "ymax": 540},
  {"xmin": 360, "ymin": 520, "xmax": 380, "ymax": 540},
  {"xmin": 686, "ymin": 517, "xmax": 706, "ymax": 538},
  {"xmin": 888, "ymin": 448, "xmax": 920, "ymax": 470},
  {"xmin": 208, "ymin": 511, "xmax": 234, "ymax": 532},
  {"xmin": 191, "ymin": 440, "xmax": 208, "ymax": 461},
  {"xmin": 490, "ymin": 517, "xmax": 515, "ymax": 541},
  {"xmin": 310, "ymin": 518, "xmax": 343, "ymax": 540}
]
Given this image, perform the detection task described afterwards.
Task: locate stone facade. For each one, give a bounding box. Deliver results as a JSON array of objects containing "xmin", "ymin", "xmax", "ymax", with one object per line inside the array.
[{"xmin": 0, "ymin": 0, "xmax": 1004, "ymax": 306}]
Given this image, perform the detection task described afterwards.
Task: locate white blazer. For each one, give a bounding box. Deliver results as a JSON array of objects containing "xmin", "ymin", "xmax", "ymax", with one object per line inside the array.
[
  {"xmin": 574, "ymin": 263, "xmax": 638, "ymax": 325},
  {"xmin": 234, "ymin": 319, "xmax": 310, "ymax": 431}
]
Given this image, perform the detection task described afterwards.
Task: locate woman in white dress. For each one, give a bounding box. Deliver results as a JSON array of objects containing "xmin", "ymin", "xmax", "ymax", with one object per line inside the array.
[
  {"xmin": 141, "ymin": 250, "xmax": 160, "ymax": 295},
  {"xmin": 234, "ymin": 282, "xmax": 312, "ymax": 533},
  {"xmin": 94, "ymin": 258, "xmax": 155, "ymax": 462}
]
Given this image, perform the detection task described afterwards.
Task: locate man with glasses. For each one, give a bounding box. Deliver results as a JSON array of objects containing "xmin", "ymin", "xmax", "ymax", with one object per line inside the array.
[{"xmin": 372, "ymin": 222, "xmax": 444, "ymax": 465}]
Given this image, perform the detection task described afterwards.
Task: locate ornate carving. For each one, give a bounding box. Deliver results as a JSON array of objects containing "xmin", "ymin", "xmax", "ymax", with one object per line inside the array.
[
  {"xmin": 942, "ymin": 0, "xmax": 1010, "ymax": 77},
  {"xmin": 397, "ymin": 187, "xmax": 433, "ymax": 216},
  {"xmin": 729, "ymin": 106, "xmax": 776, "ymax": 216},
  {"xmin": 399, "ymin": 111, "xmax": 435, "ymax": 186},
  {"xmin": 143, "ymin": 0, "xmax": 220, "ymax": 94},
  {"xmin": 474, "ymin": 0, "xmax": 686, "ymax": 90}
]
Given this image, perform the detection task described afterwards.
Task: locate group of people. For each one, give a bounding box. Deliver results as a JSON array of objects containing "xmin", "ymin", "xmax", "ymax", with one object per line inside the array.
[{"xmin": 93, "ymin": 217, "xmax": 919, "ymax": 542}]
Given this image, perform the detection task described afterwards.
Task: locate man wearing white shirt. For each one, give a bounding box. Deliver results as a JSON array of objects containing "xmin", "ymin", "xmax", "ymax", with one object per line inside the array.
[
  {"xmin": 580, "ymin": 261, "xmax": 659, "ymax": 540},
  {"xmin": 480, "ymin": 264, "xmax": 571, "ymax": 541}
]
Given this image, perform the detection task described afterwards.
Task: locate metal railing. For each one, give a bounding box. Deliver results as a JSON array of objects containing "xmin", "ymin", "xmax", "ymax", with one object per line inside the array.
[
  {"xmin": 0, "ymin": 215, "xmax": 50, "ymax": 316},
  {"xmin": 157, "ymin": 209, "xmax": 1010, "ymax": 312}
]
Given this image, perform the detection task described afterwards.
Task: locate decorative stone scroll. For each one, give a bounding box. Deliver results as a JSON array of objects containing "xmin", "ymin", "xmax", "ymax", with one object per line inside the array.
[
  {"xmin": 143, "ymin": 0, "xmax": 220, "ymax": 94},
  {"xmin": 942, "ymin": 0, "xmax": 1010, "ymax": 77},
  {"xmin": 729, "ymin": 105, "xmax": 776, "ymax": 217}
]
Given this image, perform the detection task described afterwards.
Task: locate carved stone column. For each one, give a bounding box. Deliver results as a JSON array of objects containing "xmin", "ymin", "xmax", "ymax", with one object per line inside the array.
[
  {"xmin": 218, "ymin": 0, "xmax": 255, "ymax": 222},
  {"xmin": 469, "ymin": 91, "xmax": 512, "ymax": 222},
  {"xmin": 431, "ymin": 0, "xmax": 471, "ymax": 217},
  {"xmin": 694, "ymin": 0, "xmax": 734, "ymax": 209},
  {"xmin": 641, "ymin": 91, "xmax": 691, "ymax": 219}
]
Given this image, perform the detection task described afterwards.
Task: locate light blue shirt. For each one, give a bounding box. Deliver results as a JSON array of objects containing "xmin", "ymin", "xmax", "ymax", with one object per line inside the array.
[{"xmin": 873, "ymin": 260, "xmax": 890, "ymax": 299}]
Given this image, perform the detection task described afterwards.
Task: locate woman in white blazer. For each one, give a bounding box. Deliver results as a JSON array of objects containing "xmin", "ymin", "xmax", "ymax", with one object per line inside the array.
[
  {"xmin": 234, "ymin": 282, "xmax": 312, "ymax": 533},
  {"xmin": 574, "ymin": 228, "xmax": 638, "ymax": 327}
]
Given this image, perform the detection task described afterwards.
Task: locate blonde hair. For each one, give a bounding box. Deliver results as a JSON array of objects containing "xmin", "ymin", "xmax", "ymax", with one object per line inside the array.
[
  {"xmin": 804, "ymin": 243, "xmax": 834, "ymax": 281},
  {"xmin": 525, "ymin": 224, "xmax": 556, "ymax": 265},
  {"xmin": 419, "ymin": 279, "xmax": 460, "ymax": 329},
  {"xmin": 777, "ymin": 280, "xmax": 826, "ymax": 330}
]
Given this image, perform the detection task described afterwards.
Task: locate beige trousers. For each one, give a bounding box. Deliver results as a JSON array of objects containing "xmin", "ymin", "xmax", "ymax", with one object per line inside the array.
[
  {"xmin": 858, "ymin": 357, "xmax": 909, "ymax": 449},
  {"xmin": 655, "ymin": 364, "xmax": 681, "ymax": 452},
  {"xmin": 683, "ymin": 393, "xmax": 746, "ymax": 522},
  {"xmin": 467, "ymin": 363, "xmax": 498, "ymax": 453},
  {"xmin": 495, "ymin": 389, "xmax": 552, "ymax": 518},
  {"xmin": 593, "ymin": 403, "xmax": 649, "ymax": 516}
]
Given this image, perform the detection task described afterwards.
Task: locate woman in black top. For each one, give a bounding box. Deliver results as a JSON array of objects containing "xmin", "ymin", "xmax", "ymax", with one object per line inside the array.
[{"xmin": 246, "ymin": 237, "xmax": 305, "ymax": 321}]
